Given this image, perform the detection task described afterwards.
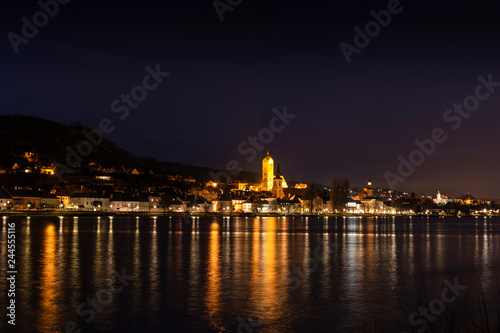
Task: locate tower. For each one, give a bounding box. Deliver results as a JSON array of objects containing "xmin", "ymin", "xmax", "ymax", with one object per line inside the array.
[
  {"xmin": 262, "ymin": 150, "xmax": 274, "ymax": 191},
  {"xmin": 367, "ymin": 179, "xmax": 373, "ymax": 197},
  {"xmin": 272, "ymin": 162, "xmax": 285, "ymax": 199}
]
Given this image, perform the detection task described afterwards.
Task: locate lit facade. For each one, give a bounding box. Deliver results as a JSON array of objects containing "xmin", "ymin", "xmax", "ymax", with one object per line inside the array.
[
  {"xmin": 262, "ymin": 150, "xmax": 288, "ymax": 193},
  {"xmin": 272, "ymin": 162, "xmax": 285, "ymax": 199},
  {"xmin": 262, "ymin": 151, "xmax": 274, "ymax": 191},
  {"xmin": 433, "ymin": 191, "xmax": 454, "ymax": 205}
]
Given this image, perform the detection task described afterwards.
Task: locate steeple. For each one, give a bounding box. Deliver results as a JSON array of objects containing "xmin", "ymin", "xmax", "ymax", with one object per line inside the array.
[
  {"xmin": 272, "ymin": 161, "xmax": 285, "ymax": 199},
  {"xmin": 274, "ymin": 161, "xmax": 282, "ymax": 178},
  {"xmin": 366, "ymin": 179, "xmax": 373, "ymax": 197}
]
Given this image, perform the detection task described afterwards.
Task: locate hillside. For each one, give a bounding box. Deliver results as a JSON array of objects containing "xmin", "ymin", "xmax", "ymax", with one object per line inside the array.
[
  {"xmin": 0, "ymin": 115, "xmax": 143, "ymax": 168},
  {"xmin": 0, "ymin": 115, "xmax": 260, "ymax": 182}
]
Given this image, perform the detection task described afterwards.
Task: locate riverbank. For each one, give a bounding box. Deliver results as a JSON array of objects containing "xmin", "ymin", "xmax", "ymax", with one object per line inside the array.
[{"xmin": 1, "ymin": 211, "xmax": 499, "ymax": 218}]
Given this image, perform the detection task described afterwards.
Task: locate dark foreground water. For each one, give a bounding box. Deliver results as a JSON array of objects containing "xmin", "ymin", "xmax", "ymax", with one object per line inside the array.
[{"xmin": 1, "ymin": 215, "xmax": 499, "ymax": 332}]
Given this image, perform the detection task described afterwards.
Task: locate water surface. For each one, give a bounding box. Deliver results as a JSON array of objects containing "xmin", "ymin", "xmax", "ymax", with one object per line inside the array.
[{"xmin": 1, "ymin": 215, "xmax": 499, "ymax": 332}]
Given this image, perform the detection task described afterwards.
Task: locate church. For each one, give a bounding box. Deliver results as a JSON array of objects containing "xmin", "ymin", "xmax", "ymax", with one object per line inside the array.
[{"xmin": 261, "ymin": 150, "xmax": 287, "ymax": 198}]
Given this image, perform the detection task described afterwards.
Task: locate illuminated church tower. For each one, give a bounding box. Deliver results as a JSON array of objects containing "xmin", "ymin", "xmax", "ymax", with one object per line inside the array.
[
  {"xmin": 272, "ymin": 162, "xmax": 285, "ymax": 199},
  {"xmin": 367, "ymin": 179, "xmax": 373, "ymax": 197},
  {"xmin": 262, "ymin": 150, "xmax": 274, "ymax": 191}
]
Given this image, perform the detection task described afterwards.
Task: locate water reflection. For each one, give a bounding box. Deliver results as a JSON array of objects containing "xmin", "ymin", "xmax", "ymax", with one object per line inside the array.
[
  {"xmin": 205, "ymin": 222, "xmax": 222, "ymax": 330},
  {"xmin": 188, "ymin": 219, "xmax": 201, "ymax": 316},
  {"xmin": 19, "ymin": 217, "xmax": 32, "ymax": 302},
  {"xmin": 261, "ymin": 218, "xmax": 280, "ymax": 318},
  {"xmin": 69, "ymin": 216, "xmax": 80, "ymax": 303},
  {"xmin": 37, "ymin": 224, "xmax": 60, "ymax": 331},
  {"xmin": 148, "ymin": 217, "xmax": 160, "ymax": 316},
  {"xmin": 105, "ymin": 217, "xmax": 115, "ymax": 293},
  {"xmin": 132, "ymin": 217, "xmax": 142, "ymax": 314},
  {"xmin": 0, "ymin": 216, "xmax": 499, "ymax": 333}
]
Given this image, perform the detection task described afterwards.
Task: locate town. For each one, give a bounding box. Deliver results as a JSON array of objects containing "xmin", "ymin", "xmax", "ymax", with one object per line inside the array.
[{"xmin": 0, "ymin": 150, "xmax": 498, "ymax": 216}]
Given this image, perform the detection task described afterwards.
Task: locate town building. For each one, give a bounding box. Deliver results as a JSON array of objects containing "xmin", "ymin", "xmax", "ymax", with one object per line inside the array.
[
  {"xmin": 41, "ymin": 193, "xmax": 60, "ymax": 209},
  {"xmin": 262, "ymin": 150, "xmax": 274, "ymax": 191},
  {"xmin": 68, "ymin": 192, "xmax": 110, "ymax": 211},
  {"xmin": 272, "ymin": 162, "xmax": 285, "ymax": 199},
  {"xmin": 433, "ymin": 191, "xmax": 454, "ymax": 205},
  {"xmin": 110, "ymin": 193, "xmax": 142, "ymax": 212},
  {"xmin": 10, "ymin": 189, "xmax": 42, "ymax": 210},
  {"xmin": 262, "ymin": 151, "xmax": 288, "ymax": 193}
]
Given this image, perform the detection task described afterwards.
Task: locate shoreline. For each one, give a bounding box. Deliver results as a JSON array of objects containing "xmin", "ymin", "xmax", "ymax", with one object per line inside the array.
[{"xmin": 1, "ymin": 211, "xmax": 499, "ymax": 218}]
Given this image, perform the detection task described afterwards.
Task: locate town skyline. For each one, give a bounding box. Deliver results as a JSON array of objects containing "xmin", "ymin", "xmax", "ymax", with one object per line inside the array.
[
  {"xmin": 2, "ymin": 1, "xmax": 500, "ymax": 198},
  {"xmin": 1, "ymin": 133, "xmax": 498, "ymax": 215},
  {"xmin": 0, "ymin": 114, "xmax": 497, "ymax": 203},
  {"xmin": 1, "ymin": 113, "xmax": 498, "ymax": 202},
  {"xmin": 2, "ymin": 2, "xmax": 500, "ymax": 332}
]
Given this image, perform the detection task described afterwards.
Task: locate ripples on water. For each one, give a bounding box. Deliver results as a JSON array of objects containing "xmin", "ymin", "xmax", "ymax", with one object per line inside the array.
[{"xmin": 0, "ymin": 215, "xmax": 499, "ymax": 332}]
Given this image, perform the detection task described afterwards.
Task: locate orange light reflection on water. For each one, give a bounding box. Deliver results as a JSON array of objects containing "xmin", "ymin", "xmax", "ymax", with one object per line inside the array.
[
  {"xmin": 205, "ymin": 222, "xmax": 222, "ymax": 330},
  {"xmin": 248, "ymin": 218, "xmax": 283, "ymax": 325},
  {"xmin": 37, "ymin": 224, "xmax": 60, "ymax": 332}
]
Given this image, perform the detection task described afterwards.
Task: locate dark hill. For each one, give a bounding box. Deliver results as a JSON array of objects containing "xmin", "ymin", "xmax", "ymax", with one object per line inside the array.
[
  {"xmin": 0, "ymin": 115, "xmax": 143, "ymax": 169},
  {"xmin": 0, "ymin": 115, "xmax": 260, "ymax": 182}
]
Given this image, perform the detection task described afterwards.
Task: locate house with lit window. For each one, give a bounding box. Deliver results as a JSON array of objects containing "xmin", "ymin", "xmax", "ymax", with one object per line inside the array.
[
  {"xmin": 69, "ymin": 192, "xmax": 110, "ymax": 211},
  {"xmin": 148, "ymin": 193, "xmax": 162, "ymax": 212},
  {"xmin": 9, "ymin": 189, "xmax": 42, "ymax": 210},
  {"xmin": 217, "ymin": 188, "xmax": 233, "ymax": 213},
  {"xmin": 41, "ymin": 193, "xmax": 60, "ymax": 209},
  {"xmin": 57, "ymin": 195, "xmax": 70, "ymax": 209},
  {"xmin": 40, "ymin": 167, "xmax": 55, "ymax": 175},
  {"xmin": 170, "ymin": 196, "xmax": 188, "ymax": 212},
  {"xmin": 185, "ymin": 195, "xmax": 213, "ymax": 212},
  {"xmin": 360, "ymin": 197, "xmax": 389, "ymax": 214},
  {"xmin": 346, "ymin": 199, "xmax": 363, "ymax": 213},
  {"xmin": 242, "ymin": 200, "xmax": 257, "ymax": 213},
  {"xmin": 110, "ymin": 192, "xmax": 144, "ymax": 212}
]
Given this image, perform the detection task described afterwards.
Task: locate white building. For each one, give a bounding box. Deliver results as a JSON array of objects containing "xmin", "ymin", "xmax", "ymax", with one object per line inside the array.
[
  {"xmin": 110, "ymin": 193, "xmax": 150, "ymax": 212},
  {"xmin": 433, "ymin": 191, "xmax": 454, "ymax": 205},
  {"xmin": 360, "ymin": 198, "xmax": 390, "ymax": 214},
  {"xmin": 69, "ymin": 193, "xmax": 110, "ymax": 211},
  {"xmin": 148, "ymin": 193, "xmax": 162, "ymax": 212}
]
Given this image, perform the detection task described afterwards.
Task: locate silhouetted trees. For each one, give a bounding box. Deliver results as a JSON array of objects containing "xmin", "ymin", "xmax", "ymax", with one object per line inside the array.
[
  {"xmin": 159, "ymin": 193, "xmax": 174, "ymax": 214},
  {"xmin": 312, "ymin": 196, "xmax": 324, "ymax": 213},
  {"xmin": 331, "ymin": 178, "xmax": 349, "ymax": 211}
]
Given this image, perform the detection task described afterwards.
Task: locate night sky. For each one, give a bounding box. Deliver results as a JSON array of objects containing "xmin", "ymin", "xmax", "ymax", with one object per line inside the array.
[{"xmin": 2, "ymin": 0, "xmax": 500, "ymax": 198}]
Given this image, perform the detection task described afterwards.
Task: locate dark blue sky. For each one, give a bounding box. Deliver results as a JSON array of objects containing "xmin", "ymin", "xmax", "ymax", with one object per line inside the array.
[{"xmin": 2, "ymin": 0, "xmax": 500, "ymax": 198}]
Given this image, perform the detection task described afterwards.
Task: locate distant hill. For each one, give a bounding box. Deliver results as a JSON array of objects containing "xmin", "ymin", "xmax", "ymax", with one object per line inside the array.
[
  {"xmin": 0, "ymin": 115, "xmax": 260, "ymax": 182},
  {"xmin": 0, "ymin": 115, "xmax": 143, "ymax": 169}
]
